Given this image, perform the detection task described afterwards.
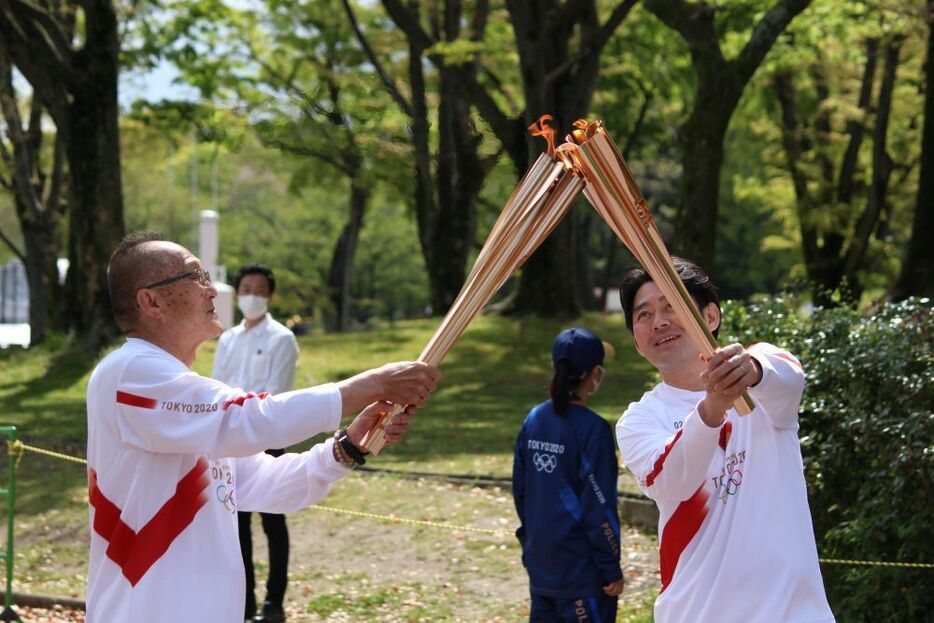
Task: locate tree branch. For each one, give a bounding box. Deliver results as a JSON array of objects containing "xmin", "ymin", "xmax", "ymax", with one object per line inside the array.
[
  {"xmin": 772, "ymin": 72, "xmax": 810, "ymax": 205},
  {"xmin": 544, "ymin": 0, "xmax": 637, "ymax": 87},
  {"xmin": 468, "ymin": 0, "xmax": 489, "ymax": 42},
  {"xmin": 842, "ymin": 38, "xmax": 902, "ymax": 279},
  {"xmin": 0, "ymin": 52, "xmax": 42, "ymax": 220},
  {"xmin": 0, "ymin": 226, "xmax": 25, "ymax": 263},
  {"xmin": 622, "ymin": 84, "xmax": 652, "ymax": 157},
  {"xmin": 382, "ymin": 0, "xmax": 434, "ymax": 49},
  {"xmin": 259, "ymin": 136, "xmax": 353, "ymax": 175},
  {"xmin": 379, "ymin": 0, "xmax": 520, "ymax": 150},
  {"xmin": 0, "ymin": 0, "xmax": 75, "ymax": 127},
  {"xmin": 734, "ymin": 0, "xmax": 812, "ymax": 83},
  {"xmin": 837, "ymin": 38, "xmax": 878, "ymax": 206},
  {"xmin": 46, "ymin": 131, "xmax": 66, "ymax": 214},
  {"xmin": 341, "ymin": 0, "xmax": 413, "ymax": 117},
  {"xmin": 643, "ymin": 0, "xmax": 723, "ymax": 61},
  {"xmin": 550, "ymin": 0, "xmax": 593, "ymax": 31}
]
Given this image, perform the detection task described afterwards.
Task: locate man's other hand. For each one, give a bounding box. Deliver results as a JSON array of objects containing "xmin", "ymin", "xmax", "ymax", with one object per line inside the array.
[{"xmin": 346, "ymin": 401, "xmax": 415, "ymax": 449}]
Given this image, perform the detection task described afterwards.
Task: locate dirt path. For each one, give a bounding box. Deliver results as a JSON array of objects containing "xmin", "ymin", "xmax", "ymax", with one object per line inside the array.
[
  {"xmin": 247, "ymin": 475, "xmax": 660, "ymax": 622},
  {"xmin": 13, "ymin": 473, "xmax": 660, "ymax": 622}
]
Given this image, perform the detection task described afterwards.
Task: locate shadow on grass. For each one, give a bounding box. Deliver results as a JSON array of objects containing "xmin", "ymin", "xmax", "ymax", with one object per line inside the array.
[
  {"xmin": 12, "ymin": 453, "xmax": 88, "ymax": 517},
  {"xmin": 0, "ymin": 339, "xmax": 96, "ymax": 516},
  {"xmin": 6, "ymin": 345, "xmax": 96, "ymax": 402}
]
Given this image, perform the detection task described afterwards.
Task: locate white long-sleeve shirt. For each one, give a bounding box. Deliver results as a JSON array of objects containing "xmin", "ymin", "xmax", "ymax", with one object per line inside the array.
[
  {"xmin": 212, "ymin": 314, "xmax": 299, "ymax": 396},
  {"xmin": 86, "ymin": 337, "xmax": 350, "ymax": 623},
  {"xmin": 617, "ymin": 343, "xmax": 834, "ymax": 623}
]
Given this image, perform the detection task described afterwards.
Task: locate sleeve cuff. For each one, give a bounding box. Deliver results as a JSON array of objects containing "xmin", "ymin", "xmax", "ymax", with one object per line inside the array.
[{"xmin": 315, "ymin": 437, "xmax": 354, "ymax": 478}]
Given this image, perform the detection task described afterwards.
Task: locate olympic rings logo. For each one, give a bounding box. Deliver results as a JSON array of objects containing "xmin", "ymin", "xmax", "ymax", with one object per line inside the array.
[
  {"xmin": 718, "ymin": 468, "xmax": 743, "ymax": 504},
  {"xmin": 216, "ymin": 484, "xmax": 236, "ymax": 514},
  {"xmin": 533, "ymin": 452, "xmax": 558, "ymax": 473}
]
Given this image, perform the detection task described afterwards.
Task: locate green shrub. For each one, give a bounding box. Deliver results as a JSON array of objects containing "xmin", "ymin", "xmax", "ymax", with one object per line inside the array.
[{"xmin": 720, "ymin": 297, "xmax": 934, "ymax": 622}]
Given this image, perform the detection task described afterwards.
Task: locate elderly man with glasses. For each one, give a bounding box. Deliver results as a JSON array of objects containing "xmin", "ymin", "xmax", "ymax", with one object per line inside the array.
[{"xmin": 85, "ymin": 233, "xmax": 440, "ymax": 623}]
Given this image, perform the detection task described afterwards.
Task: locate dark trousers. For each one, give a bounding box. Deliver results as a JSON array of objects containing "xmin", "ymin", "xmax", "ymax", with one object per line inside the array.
[
  {"xmin": 239, "ymin": 510, "xmax": 289, "ymax": 618},
  {"xmin": 530, "ymin": 592, "xmax": 618, "ymax": 623}
]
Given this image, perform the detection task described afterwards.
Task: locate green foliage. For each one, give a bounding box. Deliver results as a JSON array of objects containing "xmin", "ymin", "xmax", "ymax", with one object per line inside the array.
[
  {"xmin": 351, "ymin": 201, "xmax": 430, "ymax": 322},
  {"xmin": 120, "ymin": 118, "xmax": 431, "ymax": 324},
  {"xmin": 721, "ymin": 296, "xmax": 934, "ymax": 621},
  {"xmin": 717, "ymin": 85, "xmax": 804, "ymax": 298},
  {"xmin": 751, "ymin": 0, "xmax": 926, "ymax": 300}
]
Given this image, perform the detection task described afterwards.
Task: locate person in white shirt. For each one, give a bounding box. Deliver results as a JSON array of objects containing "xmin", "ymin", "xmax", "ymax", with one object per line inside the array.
[
  {"xmin": 615, "ymin": 257, "xmax": 835, "ymax": 623},
  {"xmin": 87, "ymin": 233, "xmax": 439, "ymax": 623},
  {"xmin": 212, "ymin": 264, "xmax": 298, "ymax": 623}
]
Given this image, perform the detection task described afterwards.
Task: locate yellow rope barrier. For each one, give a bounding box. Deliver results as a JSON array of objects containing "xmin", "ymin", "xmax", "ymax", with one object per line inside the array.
[
  {"xmin": 9, "ymin": 441, "xmax": 934, "ymax": 569},
  {"xmin": 7, "ymin": 440, "xmax": 86, "ymax": 466},
  {"xmin": 309, "ymin": 504, "xmax": 515, "ymax": 537},
  {"xmin": 818, "ymin": 558, "xmax": 934, "ymax": 569}
]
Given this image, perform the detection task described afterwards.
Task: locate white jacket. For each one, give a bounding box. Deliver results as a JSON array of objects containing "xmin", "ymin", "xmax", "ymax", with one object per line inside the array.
[
  {"xmin": 86, "ymin": 338, "xmax": 350, "ymax": 622},
  {"xmin": 617, "ymin": 343, "xmax": 835, "ymax": 623}
]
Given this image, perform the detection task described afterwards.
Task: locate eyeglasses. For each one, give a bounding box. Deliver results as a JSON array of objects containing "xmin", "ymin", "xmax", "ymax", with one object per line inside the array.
[{"xmin": 139, "ymin": 268, "xmax": 212, "ymax": 290}]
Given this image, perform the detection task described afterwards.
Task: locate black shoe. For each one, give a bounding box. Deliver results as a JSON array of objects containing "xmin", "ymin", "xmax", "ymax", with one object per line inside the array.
[{"xmin": 252, "ymin": 602, "xmax": 285, "ymax": 623}]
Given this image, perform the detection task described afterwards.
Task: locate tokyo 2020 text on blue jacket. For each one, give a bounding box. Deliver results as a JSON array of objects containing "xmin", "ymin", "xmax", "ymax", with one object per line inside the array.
[{"xmin": 512, "ymin": 400, "xmax": 623, "ymax": 598}]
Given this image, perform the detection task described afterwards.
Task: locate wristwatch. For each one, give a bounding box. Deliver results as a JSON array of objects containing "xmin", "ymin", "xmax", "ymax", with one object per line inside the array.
[{"xmin": 335, "ymin": 427, "xmax": 368, "ymax": 466}]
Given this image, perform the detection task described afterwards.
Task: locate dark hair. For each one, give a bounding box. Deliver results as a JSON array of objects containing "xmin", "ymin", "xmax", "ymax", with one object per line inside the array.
[
  {"xmin": 107, "ymin": 232, "xmax": 171, "ymax": 332},
  {"xmin": 234, "ymin": 264, "xmax": 275, "ymax": 294},
  {"xmin": 550, "ymin": 360, "xmax": 587, "ymax": 416},
  {"xmin": 619, "ymin": 256, "xmax": 721, "ymax": 338}
]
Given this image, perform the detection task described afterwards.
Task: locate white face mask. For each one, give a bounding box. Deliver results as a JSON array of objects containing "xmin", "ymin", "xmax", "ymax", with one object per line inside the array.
[
  {"xmin": 237, "ymin": 294, "xmax": 268, "ymax": 320},
  {"xmin": 588, "ymin": 366, "xmax": 604, "ymax": 396}
]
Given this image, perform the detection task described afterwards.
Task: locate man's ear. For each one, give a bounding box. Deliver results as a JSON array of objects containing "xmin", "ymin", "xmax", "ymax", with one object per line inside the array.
[
  {"xmin": 702, "ymin": 302, "xmax": 721, "ymax": 334},
  {"xmin": 135, "ymin": 289, "xmax": 165, "ymax": 320}
]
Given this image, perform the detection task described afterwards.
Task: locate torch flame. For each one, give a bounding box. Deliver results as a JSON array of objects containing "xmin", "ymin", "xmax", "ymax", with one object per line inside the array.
[
  {"xmin": 568, "ymin": 119, "xmax": 602, "ymax": 145},
  {"xmin": 528, "ymin": 114, "xmax": 557, "ymax": 157},
  {"xmin": 555, "ymin": 143, "xmax": 584, "ymax": 176}
]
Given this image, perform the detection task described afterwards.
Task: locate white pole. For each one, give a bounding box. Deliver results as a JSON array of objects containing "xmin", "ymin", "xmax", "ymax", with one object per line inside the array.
[{"xmin": 198, "ymin": 209, "xmax": 234, "ymax": 329}]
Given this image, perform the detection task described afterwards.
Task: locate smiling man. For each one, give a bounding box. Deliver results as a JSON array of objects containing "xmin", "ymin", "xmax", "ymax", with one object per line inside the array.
[
  {"xmin": 86, "ymin": 233, "xmax": 439, "ymax": 623},
  {"xmin": 615, "ymin": 257, "xmax": 834, "ymax": 623}
]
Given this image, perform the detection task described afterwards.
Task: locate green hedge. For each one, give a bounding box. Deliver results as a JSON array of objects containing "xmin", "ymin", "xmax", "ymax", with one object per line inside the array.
[{"xmin": 720, "ymin": 297, "xmax": 934, "ymax": 622}]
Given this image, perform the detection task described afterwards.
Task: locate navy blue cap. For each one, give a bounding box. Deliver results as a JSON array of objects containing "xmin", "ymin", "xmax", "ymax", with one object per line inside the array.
[{"xmin": 552, "ymin": 328, "xmax": 610, "ymax": 377}]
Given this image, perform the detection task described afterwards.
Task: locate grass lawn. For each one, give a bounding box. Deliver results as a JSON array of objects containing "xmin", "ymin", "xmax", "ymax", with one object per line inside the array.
[{"xmin": 0, "ymin": 314, "xmax": 659, "ymax": 621}]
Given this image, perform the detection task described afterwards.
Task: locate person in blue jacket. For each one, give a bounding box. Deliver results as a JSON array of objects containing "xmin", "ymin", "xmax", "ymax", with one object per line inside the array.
[{"xmin": 513, "ymin": 327, "xmax": 625, "ymax": 623}]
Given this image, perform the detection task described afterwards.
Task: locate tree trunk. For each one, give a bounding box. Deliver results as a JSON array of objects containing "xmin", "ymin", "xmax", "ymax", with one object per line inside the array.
[
  {"xmin": 326, "ymin": 177, "xmax": 368, "ymax": 331},
  {"xmin": 772, "ymin": 71, "xmax": 837, "ymax": 307},
  {"xmin": 597, "ymin": 229, "xmax": 618, "ymax": 311},
  {"xmin": 675, "ymin": 106, "xmax": 732, "ymax": 266},
  {"xmin": 427, "ymin": 48, "xmax": 482, "ymax": 314},
  {"xmin": 644, "ymin": 0, "xmax": 811, "ymax": 269},
  {"xmin": 842, "ymin": 40, "xmax": 902, "ymax": 293},
  {"xmin": 375, "ymin": 0, "xmax": 636, "ymax": 316},
  {"xmin": 893, "ymin": 8, "xmax": 934, "ymax": 299},
  {"xmin": 774, "ymin": 36, "xmax": 903, "ymax": 305},
  {"xmin": 509, "ymin": 0, "xmax": 600, "ymax": 316},
  {"xmin": 0, "ymin": 0, "xmax": 125, "ymax": 352},
  {"xmin": 17, "ymin": 197, "xmax": 64, "ymax": 345},
  {"xmin": 0, "ymin": 55, "xmax": 66, "ymax": 345},
  {"xmin": 62, "ymin": 2, "xmax": 125, "ymax": 351},
  {"xmin": 374, "ymin": 0, "xmax": 489, "ymax": 315}
]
